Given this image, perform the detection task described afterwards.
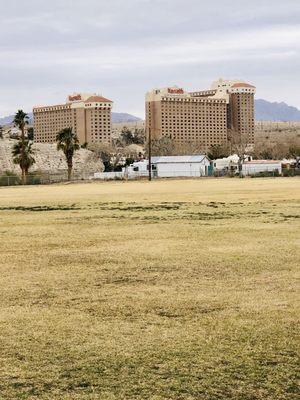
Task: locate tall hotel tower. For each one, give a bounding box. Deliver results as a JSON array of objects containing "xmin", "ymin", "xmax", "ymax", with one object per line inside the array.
[
  {"xmin": 145, "ymin": 79, "xmax": 256, "ymax": 150},
  {"xmin": 33, "ymin": 93, "xmax": 113, "ymax": 144}
]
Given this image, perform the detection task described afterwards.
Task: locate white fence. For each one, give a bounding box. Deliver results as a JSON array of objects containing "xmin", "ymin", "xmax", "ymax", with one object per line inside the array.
[
  {"xmin": 242, "ymin": 165, "xmax": 282, "ymax": 176},
  {"xmin": 93, "ymin": 171, "xmax": 148, "ymax": 180},
  {"xmin": 93, "ymin": 172, "xmax": 124, "ymax": 180},
  {"xmin": 1, "ymin": 167, "xmax": 293, "ymax": 186},
  {"xmin": 93, "ymin": 170, "xmax": 209, "ymax": 180}
]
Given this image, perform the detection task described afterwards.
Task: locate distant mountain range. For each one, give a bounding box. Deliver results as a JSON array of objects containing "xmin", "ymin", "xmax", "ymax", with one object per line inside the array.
[
  {"xmin": 1, "ymin": 100, "xmax": 300, "ymax": 124},
  {"xmin": 0, "ymin": 112, "xmax": 141, "ymax": 126},
  {"xmin": 111, "ymin": 113, "xmax": 141, "ymax": 123},
  {"xmin": 255, "ymin": 99, "xmax": 300, "ymax": 121}
]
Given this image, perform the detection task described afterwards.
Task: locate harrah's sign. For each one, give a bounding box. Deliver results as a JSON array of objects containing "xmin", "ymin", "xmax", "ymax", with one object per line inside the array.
[
  {"xmin": 68, "ymin": 94, "xmax": 82, "ymax": 102},
  {"xmin": 168, "ymin": 88, "xmax": 184, "ymax": 94}
]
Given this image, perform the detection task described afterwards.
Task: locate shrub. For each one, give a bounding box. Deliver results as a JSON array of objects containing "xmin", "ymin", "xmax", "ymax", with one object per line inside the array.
[
  {"xmin": 282, "ymin": 168, "xmax": 300, "ymax": 177},
  {"xmin": 251, "ymin": 169, "xmax": 280, "ymax": 178},
  {"xmin": 26, "ymin": 174, "xmax": 42, "ymax": 185}
]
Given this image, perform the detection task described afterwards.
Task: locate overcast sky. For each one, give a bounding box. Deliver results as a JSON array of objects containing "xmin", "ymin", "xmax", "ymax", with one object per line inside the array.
[{"xmin": 0, "ymin": 0, "xmax": 299, "ymax": 118}]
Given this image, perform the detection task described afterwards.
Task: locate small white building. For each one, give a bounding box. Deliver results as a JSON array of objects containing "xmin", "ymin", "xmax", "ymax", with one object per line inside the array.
[
  {"xmin": 124, "ymin": 155, "xmax": 211, "ymax": 178},
  {"xmin": 152, "ymin": 155, "xmax": 210, "ymax": 178},
  {"xmin": 242, "ymin": 160, "xmax": 282, "ymax": 176}
]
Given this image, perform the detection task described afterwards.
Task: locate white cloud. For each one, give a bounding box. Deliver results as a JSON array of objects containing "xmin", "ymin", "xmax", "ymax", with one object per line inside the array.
[
  {"xmin": 1, "ymin": 25, "xmax": 298, "ymax": 69},
  {"xmin": 0, "ymin": 0, "xmax": 299, "ymax": 116}
]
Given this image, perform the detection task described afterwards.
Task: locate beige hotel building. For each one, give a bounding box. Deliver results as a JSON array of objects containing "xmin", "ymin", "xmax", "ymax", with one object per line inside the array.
[
  {"xmin": 33, "ymin": 93, "xmax": 113, "ymax": 144},
  {"xmin": 145, "ymin": 79, "xmax": 256, "ymax": 150}
]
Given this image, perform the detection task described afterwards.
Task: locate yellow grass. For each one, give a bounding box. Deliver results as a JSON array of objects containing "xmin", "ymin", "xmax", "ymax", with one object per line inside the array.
[{"xmin": 0, "ymin": 178, "xmax": 299, "ymax": 400}]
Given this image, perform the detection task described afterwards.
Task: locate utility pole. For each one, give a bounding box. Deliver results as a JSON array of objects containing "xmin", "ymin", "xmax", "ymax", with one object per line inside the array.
[{"xmin": 148, "ymin": 126, "xmax": 152, "ymax": 181}]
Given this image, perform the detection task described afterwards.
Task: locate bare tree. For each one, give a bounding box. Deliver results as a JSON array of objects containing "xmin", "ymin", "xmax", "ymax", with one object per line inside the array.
[
  {"xmin": 116, "ymin": 127, "xmax": 146, "ymax": 147},
  {"xmin": 207, "ymin": 143, "xmax": 231, "ymax": 160},
  {"xmin": 253, "ymin": 131, "xmax": 300, "ymax": 160},
  {"xmin": 146, "ymin": 136, "xmax": 175, "ymax": 157},
  {"xmin": 173, "ymin": 140, "xmax": 206, "ymax": 156},
  {"xmin": 88, "ymin": 142, "xmax": 127, "ymax": 171},
  {"xmin": 228, "ymin": 129, "xmax": 251, "ymax": 177},
  {"xmin": 146, "ymin": 137, "xmax": 208, "ymax": 157}
]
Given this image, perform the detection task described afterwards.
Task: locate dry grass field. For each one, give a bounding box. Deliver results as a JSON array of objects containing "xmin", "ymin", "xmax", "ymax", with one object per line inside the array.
[{"xmin": 0, "ymin": 178, "xmax": 299, "ymax": 400}]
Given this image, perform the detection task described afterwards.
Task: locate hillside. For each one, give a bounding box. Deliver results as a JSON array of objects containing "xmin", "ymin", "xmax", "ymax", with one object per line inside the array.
[
  {"xmin": 0, "ymin": 114, "xmax": 34, "ymax": 125},
  {"xmin": 255, "ymin": 99, "xmax": 300, "ymax": 121},
  {"xmin": 112, "ymin": 112, "xmax": 141, "ymax": 123},
  {"xmin": 0, "ymin": 112, "xmax": 141, "ymax": 126},
  {"xmin": 0, "ymin": 140, "xmax": 104, "ymax": 175}
]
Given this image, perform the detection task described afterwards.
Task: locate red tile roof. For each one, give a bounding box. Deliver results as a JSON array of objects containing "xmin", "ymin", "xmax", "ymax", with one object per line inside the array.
[
  {"xmin": 85, "ymin": 95, "xmax": 113, "ymax": 103},
  {"xmin": 231, "ymin": 83, "xmax": 255, "ymax": 88}
]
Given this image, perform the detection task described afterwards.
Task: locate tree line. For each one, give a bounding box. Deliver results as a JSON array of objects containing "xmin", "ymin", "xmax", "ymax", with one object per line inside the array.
[{"xmin": 11, "ymin": 110, "xmax": 79, "ymax": 184}]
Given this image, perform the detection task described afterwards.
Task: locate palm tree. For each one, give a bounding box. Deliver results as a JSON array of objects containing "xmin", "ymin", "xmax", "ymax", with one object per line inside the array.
[
  {"xmin": 27, "ymin": 127, "xmax": 34, "ymax": 141},
  {"xmin": 12, "ymin": 110, "xmax": 31, "ymax": 184},
  {"xmin": 14, "ymin": 110, "xmax": 29, "ymax": 139},
  {"xmin": 56, "ymin": 127, "xmax": 80, "ymax": 181},
  {"xmin": 12, "ymin": 139, "xmax": 35, "ymax": 184}
]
